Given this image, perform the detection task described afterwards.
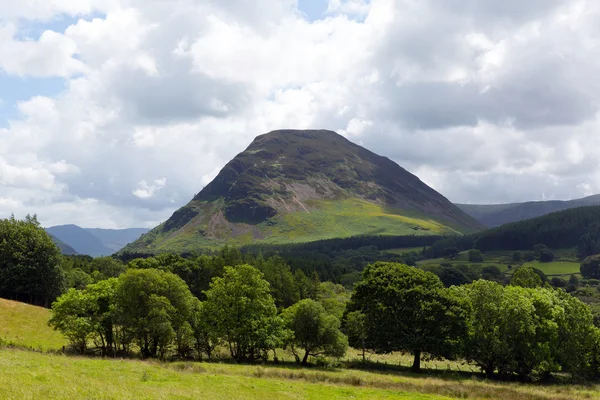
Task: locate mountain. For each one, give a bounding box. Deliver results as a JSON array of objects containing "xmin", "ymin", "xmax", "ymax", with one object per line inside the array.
[
  {"xmin": 48, "ymin": 234, "xmax": 78, "ymax": 255},
  {"xmin": 84, "ymin": 228, "xmax": 150, "ymax": 252},
  {"xmin": 46, "ymin": 225, "xmax": 150, "ymax": 256},
  {"xmin": 46, "ymin": 225, "xmax": 114, "ymax": 257},
  {"xmin": 124, "ymin": 129, "xmax": 483, "ymax": 253},
  {"xmin": 457, "ymin": 194, "xmax": 600, "ymax": 227}
]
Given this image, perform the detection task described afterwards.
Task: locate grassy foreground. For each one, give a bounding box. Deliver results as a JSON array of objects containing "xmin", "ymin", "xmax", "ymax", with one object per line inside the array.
[
  {"xmin": 1, "ymin": 349, "xmax": 600, "ymax": 400},
  {"xmin": 0, "ymin": 298, "xmax": 66, "ymax": 351},
  {"xmin": 0, "ymin": 349, "xmax": 447, "ymax": 400}
]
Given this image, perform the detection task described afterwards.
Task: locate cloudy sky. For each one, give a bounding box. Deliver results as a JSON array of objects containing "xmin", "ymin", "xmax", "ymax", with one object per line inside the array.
[{"xmin": 1, "ymin": 0, "xmax": 599, "ymax": 228}]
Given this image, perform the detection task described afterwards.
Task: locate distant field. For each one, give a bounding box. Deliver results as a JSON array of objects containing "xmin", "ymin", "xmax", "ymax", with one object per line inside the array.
[
  {"xmin": 0, "ymin": 299, "xmax": 66, "ymax": 351},
  {"xmin": 383, "ymin": 247, "xmax": 425, "ymax": 256},
  {"xmin": 520, "ymin": 260, "xmax": 581, "ymax": 276},
  {"xmin": 417, "ymin": 250, "xmax": 581, "ymax": 277},
  {"xmin": 1, "ymin": 349, "xmax": 599, "ymax": 400}
]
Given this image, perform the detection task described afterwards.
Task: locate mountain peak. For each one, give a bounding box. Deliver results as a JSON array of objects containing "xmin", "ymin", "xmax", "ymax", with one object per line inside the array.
[{"xmin": 125, "ymin": 130, "xmax": 483, "ymax": 252}]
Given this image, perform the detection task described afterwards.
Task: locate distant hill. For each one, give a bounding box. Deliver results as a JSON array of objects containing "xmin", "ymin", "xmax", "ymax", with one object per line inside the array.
[
  {"xmin": 457, "ymin": 194, "xmax": 600, "ymax": 227},
  {"xmin": 427, "ymin": 206, "xmax": 600, "ymax": 258},
  {"xmin": 46, "ymin": 225, "xmax": 114, "ymax": 257},
  {"xmin": 48, "ymin": 234, "xmax": 78, "ymax": 255},
  {"xmin": 124, "ymin": 129, "xmax": 483, "ymax": 254},
  {"xmin": 45, "ymin": 225, "xmax": 149, "ymax": 257},
  {"xmin": 84, "ymin": 228, "xmax": 150, "ymax": 252}
]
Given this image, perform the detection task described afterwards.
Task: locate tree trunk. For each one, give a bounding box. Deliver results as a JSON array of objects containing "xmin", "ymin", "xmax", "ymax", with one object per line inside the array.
[
  {"xmin": 361, "ymin": 339, "xmax": 366, "ymax": 362},
  {"xmin": 411, "ymin": 350, "xmax": 421, "ymax": 373},
  {"xmin": 301, "ymin": 350, "xmax": 310, "ymax": 365}
]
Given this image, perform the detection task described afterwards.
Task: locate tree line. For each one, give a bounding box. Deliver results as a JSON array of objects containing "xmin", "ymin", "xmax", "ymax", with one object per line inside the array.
[{"xmin": 48, "ymin": 259, "xmax": 600, "ymax": 380}]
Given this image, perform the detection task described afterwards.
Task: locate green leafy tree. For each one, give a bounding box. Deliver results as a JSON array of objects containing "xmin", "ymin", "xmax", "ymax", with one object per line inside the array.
[
  {"xmin": 0, "ymin": 215, "xmax": 65, "ymax": 306},
  {"xmin": 453, "ymin": 280, "xmax": 505, "ymax": 376},
  {"xmin": 539, "ymin": 249, "xmax": 555, "ymax": 263},
  {"xmin": 468, "ymin": 249, "xmax": 483, "ymax": 263},
  {"xmin": 189, "ymin": 298, "xmax": 220, "ymax": 360},
  {"xmin": 317, "ymin": 281, "xmax": 350, "ymax": 320},
  {"xmin": 569, "ymin": 274, "xmax": 580, "ymax": 287},
  {"xmin": 481, "ymin": 265, "xmax": 503, "ymax": 282},
  {"xmin": 49, "ymin": 278, "xmax": 118, "ymax": 355},
  {"xmin": 283, "ymin": 299, "xmax": 348, "ymax": 365},
  {"xmin": 49, "ymin": 288, "xmax": 96, "ymax": 353},
  {"xmin": 510, "ymin": 267, "xmax": 543, "ymax": 288},
  {"xmin": 512, "ymin": 251, "xmax": 523, "ymax": 262},
  {"xmin": 581, "ymin": 255, "xmax": 600, "ymax": 279},
  {"xmin": 437, "ymin": 266, "xmax": 471, "ymax": 287},
  {"xmin": 444, "ymin": 247, "xmax": 459, "ymax": 260},
  {"xmin": 115, "ymin": 269, "xmax": 194, "ymax": 359},
  {"xmin": 203, "ymin": 264, "xmax": 286, "ymax": 361},
  {"xmin": 347, "ymin": 262, "xmax": 469, "ymax": 372},
  {"xmin": 343, "ymin": 311, "xmax": 368, "ymax": 362},
  {"xmin": 259, "ymin": 256, "xmax": 299, "ymax": 309},
  {"xmin": 88, "ymin": 257, "xmax": 126, "ymax": 281}
]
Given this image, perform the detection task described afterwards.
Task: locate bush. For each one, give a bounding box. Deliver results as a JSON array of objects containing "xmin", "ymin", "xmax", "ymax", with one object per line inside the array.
[
  {"xmin": 539, "ymin": 249, "xmax": 555, "ymax": 262},
  {"xmin": 468, "ymin": 249, "xmax": 484, "ymax": 263}
]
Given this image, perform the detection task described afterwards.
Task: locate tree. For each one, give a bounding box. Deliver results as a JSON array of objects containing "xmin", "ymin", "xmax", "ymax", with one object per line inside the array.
[
  {"xmin": 0, "ymin": 215, "xmax": 65, "ymax": 306},
  {"xmin": 203, "ymin": 264, "xmax": 286, "ymax": 361},
  {"xmin": 569, "ymin": 274, "xmax": 581, "ymax": 287},
  {"xmin": 115, "ymin": 269, "xmax": 194, "ymax": 359},
  {"xmin": 49, "ymin": 288, "xmax": 97, "ymax": 353},
  {"xmin": 550, "ymin": 277, "xmax": 567, "ymax": 288},
  {"xmin": 539, "ymin": 249, "xmax": 555, "ymax": 263},
  {"xmin": 444, "ymin": 247, "xmax": 459, "ymax": 260},
  {"xmin": 283, "ymin": 299, "xmax": 348, "ymax": 365},
  {"xmin": 49, "ymin": 278, "xmax": 118, "ymax": 355},
  {"xmin": 581, "ymin": 255, "xmax": 600, "ymax": 279},
  {"xmin": 524, "ymin": 252, "xmax": 535, "ymax": 262},
  {"xmin": 481, "ymin": 265, "xmax": 503, "ymax": 282},
  {"xmin": 88, "ymin": 257, "xmax": 126, "ymax": 281},
  {"xmin": 453, "ymin": 280, "xmax": 505, "ymax": 376},
  {"xmin": 512, "ymin": 251, "xmax": 523, "ymax": 262},
  {"xmin": 510, "ymin": 267, "xmax": 543, "ymax": 288},
  {"xmin": 189, "ymin": 299, "xmax": 220, "ymax": 360},
  {"xmin": 259, "ymin": 256, "xmax": 299, "ymax": 309},
  {"xmin": 343, "ymin": 311, "xmax": 368, "ymax": 362},
  {"xmin": 347, "ymin": 262, "xmax": 469, "ymax": 372},
  {"xmin": 468, "ymin": 249, "xmax": 483, "ymax": 263},
  {"xmin": 437, "ymin": 266, "xmax": 471, "ymax": 287}
]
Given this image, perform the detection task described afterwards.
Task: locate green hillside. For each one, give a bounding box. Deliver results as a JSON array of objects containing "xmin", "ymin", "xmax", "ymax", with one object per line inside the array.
[
  {"xmin": 0, "ymin": 298, "xmax": 66, "ymax": 351},
  {"xmin": 124, "ymin": 130, "xmax": 482, "ymax": 254},
  {"xmin": 132, "ymin": 198, "xmax": 469, "ymax": 253}
]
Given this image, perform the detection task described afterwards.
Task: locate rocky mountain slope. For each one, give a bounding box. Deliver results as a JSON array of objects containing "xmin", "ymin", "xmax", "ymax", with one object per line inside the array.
[{"xmin": 125, "ymin": 130, "xmax": 483, "ymax": 253}]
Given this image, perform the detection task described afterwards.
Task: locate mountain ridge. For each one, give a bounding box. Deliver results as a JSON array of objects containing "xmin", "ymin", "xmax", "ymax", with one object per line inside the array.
[
  {"xmin": 457, "ymin": 194, "xmax": 600, "ymax": 227},
  {"xmin": 124, "ymin": 129, "xmax": 483, "ymax": 253},
  {"xmin": 46, "ymin": 225, "xmax": 149, "ymax": 256}
]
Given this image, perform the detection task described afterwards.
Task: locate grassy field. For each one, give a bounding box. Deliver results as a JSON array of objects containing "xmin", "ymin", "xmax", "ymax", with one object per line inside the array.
[
  {"xmin": 0, "ymin": 298, "xmax": 66, "ymax": 351},
  {"xmin": 417, "ymin": 251, "xmax": 581, "ymax": 277},
  {"xmin": 521, "ymin": 260, "xmax": 581, "ymax": 276},
  {"xmin": 0, "ymin": 349, "xmax": 451, "ymax": 400},
  {"xmin": 1, "ymin": 349, "xmax": 600, "ymax": 400}
]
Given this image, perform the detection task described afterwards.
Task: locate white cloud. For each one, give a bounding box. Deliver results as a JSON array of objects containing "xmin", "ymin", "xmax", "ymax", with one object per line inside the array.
[
  {"xmin": 0, "ymin": 24, "xmax": 87, "ymax": 77},
  {"xmin": 133, "ymin": 178, "xmax": 167, "ymax": 199},
  {"xmin": 2, "ymin": 0, "xmax": 600, "ymax": 228}
]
